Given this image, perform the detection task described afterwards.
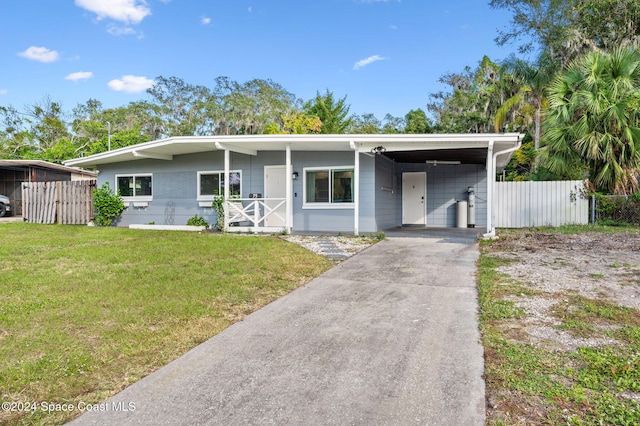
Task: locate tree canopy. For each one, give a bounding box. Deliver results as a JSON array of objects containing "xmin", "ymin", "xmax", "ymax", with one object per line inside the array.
[{"xmin": 541, "ymin": 48, "xmax": 640, "ymax": 194}]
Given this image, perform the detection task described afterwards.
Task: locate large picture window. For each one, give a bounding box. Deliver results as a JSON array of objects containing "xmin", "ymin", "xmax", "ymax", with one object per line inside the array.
[
  {"xmin": 115, "ymin": 174, "xmax": 152, "ymax": 200},
  {"xmin": 197, "ymin": 171, "xmax": 241, "ymax": 200},
  {"xmin": 304, "ymin": 167, "xmax": 354, "ymax": 207}
]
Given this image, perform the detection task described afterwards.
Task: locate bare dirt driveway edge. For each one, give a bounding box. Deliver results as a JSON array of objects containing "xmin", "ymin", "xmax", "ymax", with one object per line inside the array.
[{"xmin": 69, "ymin": 235, "xmax": 484, "ymax": 426}]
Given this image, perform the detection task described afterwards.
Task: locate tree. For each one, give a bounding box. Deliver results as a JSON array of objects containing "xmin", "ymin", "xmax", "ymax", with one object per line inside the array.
[
  {"xmin": 490, "ymin": 0, "xmax": 640, "ymax": 65},
  {"xmin": 304, "ymin": 90, "xmax": 353, "ymax": 134},
  {"xmin": 494, "ymin": 51, "xmax": 560, "ymax": 151},
  {"xmin": 264, "ymin": 112, "xmax": 322, "ymax": 134},
  {"xmin": 404, "ymin": 109, "xmax": 432, "ymax": 134},
  {"xmin": 213, "ymin": 77, "xmax": 298, "ymax": 135},
  {"xmin": 428, "ymin": 57, "xmax": 519, "ymax": 133},
  {"xmin": 0, "ymin": 97, "xmax": 71, "ymax": 160},
  {"xmin": 382, "ymin": 114, "xmax": 404, "ymax": 134},
  {"xmin": 349, "ymin": 113, "xmax": 382, "ymax": 134},
  {"xmin": 147, "ymin": 76, "xmax": 216, "ymax": 137},
  {"xmin": 541, "ymin": 48, "xmax": 640, "ymax": 194}
]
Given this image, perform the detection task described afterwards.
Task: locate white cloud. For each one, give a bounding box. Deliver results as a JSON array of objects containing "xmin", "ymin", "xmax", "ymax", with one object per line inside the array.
[
  {"xmin": 201, "ymin": 16, "xmax": 211, "ymax": 25},
  {"xmin": 65, "ymin": 71, "xmax": 94, "ymax": 82},
  {"xmin": 107, "ymin": 24, "xmax": 138, "ymax": 36},
  {"xmin": 353, "ymin": 55, "xmax": 387, "ymax": 70},
  {"xmin": 389, "ymin": 24, "xmax": 398, "ymax": 30},
  {"xmin": 75, "ymin": 0, "xmax": 151, "ymax": 24},
  {"xmin": 0, "ymin": 89, "xmax": 8, "ymax": 95},
  {"xmin": 18, "ymin": 46, "xmax": 59, "ymax": 63},
  {"xmin": 248, "ymin": 6, "xmax": 252, "ymax": 12},
  {"xmin": 108, "ymin": 75, "xmax": 154, "ymax": 93}
]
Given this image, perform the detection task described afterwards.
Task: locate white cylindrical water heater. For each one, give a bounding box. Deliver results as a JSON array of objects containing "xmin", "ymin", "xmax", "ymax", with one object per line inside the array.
[
  {"xmin": 457, "ymin": 200, "xmax": 468, "ymax": 228},
  {"xmin": 467, "ymin": 186, "xmax": 476, "ymax": 228}
]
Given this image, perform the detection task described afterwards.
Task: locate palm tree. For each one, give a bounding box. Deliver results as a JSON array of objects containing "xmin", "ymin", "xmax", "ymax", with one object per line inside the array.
[
  {"xmin": 494, "ymin": 52, "xmax": 559, "ymax": 152},
  {"xmin": 541, "ymin": 48, "xmax": 640, "ymax": 195}
]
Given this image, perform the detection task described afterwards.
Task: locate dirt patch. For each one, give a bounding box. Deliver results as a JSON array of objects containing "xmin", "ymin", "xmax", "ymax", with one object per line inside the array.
[
  {"xmin": 483, "ymin": 230, "xmax": 640, "ymax": 423},
  {"xmin": 491, "ymin": 231, "xmax": 640, "ymax": 309}
]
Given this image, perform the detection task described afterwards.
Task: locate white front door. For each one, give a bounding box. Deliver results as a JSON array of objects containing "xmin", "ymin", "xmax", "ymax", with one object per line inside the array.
[
  {"xmin": 402, "ymin": 172, "xmax": 426, "ymax": 225},
  {"xmin": 264, "ymin": 165, "xmax": 287, "ymax": 227}
]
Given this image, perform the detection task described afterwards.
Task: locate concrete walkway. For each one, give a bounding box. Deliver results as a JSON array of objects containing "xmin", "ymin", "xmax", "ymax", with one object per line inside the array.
[{"xmin": 70, "ymin": 231, "xmax": 485, "ymax": 426}]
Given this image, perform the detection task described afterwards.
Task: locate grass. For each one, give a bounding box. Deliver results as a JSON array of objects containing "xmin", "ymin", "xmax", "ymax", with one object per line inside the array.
[
  {"xmin": 0, "ymin": 223, "xmax": 332, "ymax": 425},
  {"xmin": 479, "ymin": 226, "xmax": 640, "ymax": 425}
]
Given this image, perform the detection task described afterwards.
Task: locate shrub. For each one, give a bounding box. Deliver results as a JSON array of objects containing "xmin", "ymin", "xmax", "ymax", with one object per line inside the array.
[
  {"xmin": 187, "ymin": 215, "xmax": 209, "ymax": 229},
  {"xmin": 212, "ymin": 197, "xmax": 225, "ymax": 231},
  {"xmin": 93, "ymin": 183, "xmax": 126, "ymax": 226}
]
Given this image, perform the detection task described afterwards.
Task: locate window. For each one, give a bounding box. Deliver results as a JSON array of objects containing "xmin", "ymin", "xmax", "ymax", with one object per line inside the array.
[
  {"xmin": 197, "ymin": 171, "xmax": 241, "ymax": 200},
  {"xmin": 116, "ymin": 174, "xmax": 152, "ymax": 200},
  {"xmin": 304, "ymin": 167, "xmax": 354, "ymax": 208}
]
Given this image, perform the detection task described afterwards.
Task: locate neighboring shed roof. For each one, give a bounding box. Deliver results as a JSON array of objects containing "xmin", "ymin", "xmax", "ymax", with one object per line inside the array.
[
  {"xmin": 0, "ymin": 160, "xmax": 96, "ymax": 177},
  {"xmin": 63, "ymin": 133, "xmax": 523, "ymax": 170}
]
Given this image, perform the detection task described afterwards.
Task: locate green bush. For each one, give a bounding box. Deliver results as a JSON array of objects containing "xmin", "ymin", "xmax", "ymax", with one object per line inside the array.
[
  {"xmin": 212, "ymin": 197, "xmax": 225, "ymax": 231},
  {"xmin": 186, "ymin": 215, "xmax": 209, "ymax": 229},
  {"xmin": 595, "ymin": 193, "xmax": 640, "ymax": 226},
  {"xmin": 93, "ymin": 183, "xmax": 125, "ymax": 226}
]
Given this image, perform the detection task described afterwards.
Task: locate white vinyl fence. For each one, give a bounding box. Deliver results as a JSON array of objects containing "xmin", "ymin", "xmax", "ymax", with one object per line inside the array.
[{"xmin": 495, "ymin": 180, "xmax": 589, "ymax": 228}]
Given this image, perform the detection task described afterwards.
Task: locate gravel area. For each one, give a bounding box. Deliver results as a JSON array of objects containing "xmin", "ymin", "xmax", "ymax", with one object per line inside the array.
[{"xmin": 280, "ymin": 235, "xmax": 378, "ymax": 261}]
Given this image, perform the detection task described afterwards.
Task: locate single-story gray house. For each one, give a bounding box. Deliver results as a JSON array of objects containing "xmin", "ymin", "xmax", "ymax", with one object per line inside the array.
[{"xmin": 64, "ymin": 134, "xmax": 522, "ymax": 236}]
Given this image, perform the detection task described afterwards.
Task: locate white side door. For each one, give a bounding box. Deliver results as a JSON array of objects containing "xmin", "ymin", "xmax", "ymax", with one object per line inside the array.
[
  {"xmin": 402, "ymin": 172, "xmax": 426, "ymax": 225},
  {"xmin": 264, "ymin": 165, "xmax": 287, "ymax": 227}
]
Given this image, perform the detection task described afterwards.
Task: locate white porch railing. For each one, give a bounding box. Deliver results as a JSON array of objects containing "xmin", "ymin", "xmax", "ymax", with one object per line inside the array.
[{"xmin": 225, "ymin": 198, "xmax": 288, "ymax": 233}]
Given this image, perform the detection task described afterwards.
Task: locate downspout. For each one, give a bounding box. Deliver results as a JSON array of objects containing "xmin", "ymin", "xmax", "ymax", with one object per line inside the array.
[{"xmin": 483, "ymin": 137, "xmax": 521, "ymax": 239}]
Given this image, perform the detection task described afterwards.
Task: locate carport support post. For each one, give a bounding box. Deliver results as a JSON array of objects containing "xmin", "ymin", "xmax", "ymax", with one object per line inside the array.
[
  {"xmin": 485, "ymin": 140, "xmax": 494, "ymax": 236},
  {"xmin": 224, "ymin": 149, "xmax": 230, "ymax": 232},
  {"xmin": 286, "ymin": 144, "xmax": 292, "ymax": 234},
  {"xmin": 354, "ymin": 146, "xmax": 360, "ymax": 236}
]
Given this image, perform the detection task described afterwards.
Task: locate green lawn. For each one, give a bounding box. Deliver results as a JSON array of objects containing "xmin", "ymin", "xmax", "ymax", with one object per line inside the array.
[{"xmin": 0, "ymin": 224, "xmax": 332, "ymax": 425}]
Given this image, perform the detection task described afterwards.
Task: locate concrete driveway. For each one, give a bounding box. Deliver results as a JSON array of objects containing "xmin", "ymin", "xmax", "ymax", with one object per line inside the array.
[{"xmin": 70, "ymin": 230, "xmax": 485, "ymax": 426}]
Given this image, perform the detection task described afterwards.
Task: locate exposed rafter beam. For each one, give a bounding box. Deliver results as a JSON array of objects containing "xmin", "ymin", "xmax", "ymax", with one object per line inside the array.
[
  {"xmin": 132, "ymin": 151, "xmax": 173, "ymax": 161},
  {"xmin": 214, "ymin": 142, "xmax": 257, "ymax": 156}
]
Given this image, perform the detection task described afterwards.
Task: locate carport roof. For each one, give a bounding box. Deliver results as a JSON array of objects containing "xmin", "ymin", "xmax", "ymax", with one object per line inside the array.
[
  {"xmin": 0, "ymin": 159, "xmax": 97, "ymax": 177},
  {"xmin": 63, "ymin": 133, "xmax": 523, "ymax": 169}
]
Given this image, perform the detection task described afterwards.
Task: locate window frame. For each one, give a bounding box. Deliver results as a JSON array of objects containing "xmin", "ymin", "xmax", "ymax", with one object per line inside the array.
[
  {"xmin": 115, "ymin": 173, "xmax": 153, "ymax": 202},
  {"xmin": 302, "ymin": 166, "xmax": 355, "ymax": 210},
  {"xmin": 197, "ymin": 170, "xmax": 242, "ymax": 202}
]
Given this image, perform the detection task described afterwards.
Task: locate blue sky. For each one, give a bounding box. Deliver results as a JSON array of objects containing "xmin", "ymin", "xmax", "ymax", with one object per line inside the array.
[{"xmin": 0, "ymin": 0, "xmax": 517, "ymax": 120}]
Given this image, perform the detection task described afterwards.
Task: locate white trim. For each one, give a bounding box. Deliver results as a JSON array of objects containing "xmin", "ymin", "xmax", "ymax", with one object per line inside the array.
[
  {"xmin": 64, "ymin": 134, "xmax": 523, "ymax": 169},
  {"xmin": 130, "ymin": 224, "xmax": 206, "ymax": 232},
  {"xmin": 115, "ymin": 173, "xmax": 153, "ymax": 202},
  {"xmin": 196, "ymin": 170, "xmax": 242, "ymax": 201},
  {"xmin": 264, "ymin": 165, "xmax": 287, "ymax": 228},
  {"xmin": 302, "ymin": 204, "xmax": 355, "ymax": 210},
  {"xmin": 285, "ymin": 145, "xmax": 293, "ymax": 233},
  {"xmin": 353, "ymin": 147, "xmax": 360, "ymax": 235},
  {"xmin": 224, "ymin": 149, "xmax": 230, "ymax": 231},
  {"xmin": 302, "ymin": 165, "xmax": 355, "ymax": 209}
]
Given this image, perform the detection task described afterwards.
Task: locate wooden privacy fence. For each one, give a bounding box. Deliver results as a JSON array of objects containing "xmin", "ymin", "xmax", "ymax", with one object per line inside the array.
[
  {"xmin": 23, "ymin": 180, "xmax": 96, "ymax": 224},
  {"xmin": 495, "ymin": 180, "xmax": 589, "ymax": 228}
]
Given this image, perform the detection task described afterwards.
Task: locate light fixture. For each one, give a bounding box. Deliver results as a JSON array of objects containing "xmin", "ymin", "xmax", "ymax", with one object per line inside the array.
[
  {"xmin": 292, "ymin": 171, "xmax": 299, "ymax": 180},
  {"xmin": 425, "ymin": 160, "xmax": 461, "ymax": 166},
  {"xmin": 371, "ymin": 146, "xmax": 386, "ymax": 154}
]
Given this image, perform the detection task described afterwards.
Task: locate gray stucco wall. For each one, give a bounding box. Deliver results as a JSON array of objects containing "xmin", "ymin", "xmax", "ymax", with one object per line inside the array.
[
  {"xmin": 96, "ymin": 150, "xmax": 378, "ymax": 233},
  {"xmin": 374, "ymin": 154, "xmax": 399, "ymax": 231},
  {"xmin": 396, "ymin": 163, "xmax": 487, "ymax": 227},
  {"xmin": 96, "ymin": 150, "xmax": 487, "ymax": 231}
]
